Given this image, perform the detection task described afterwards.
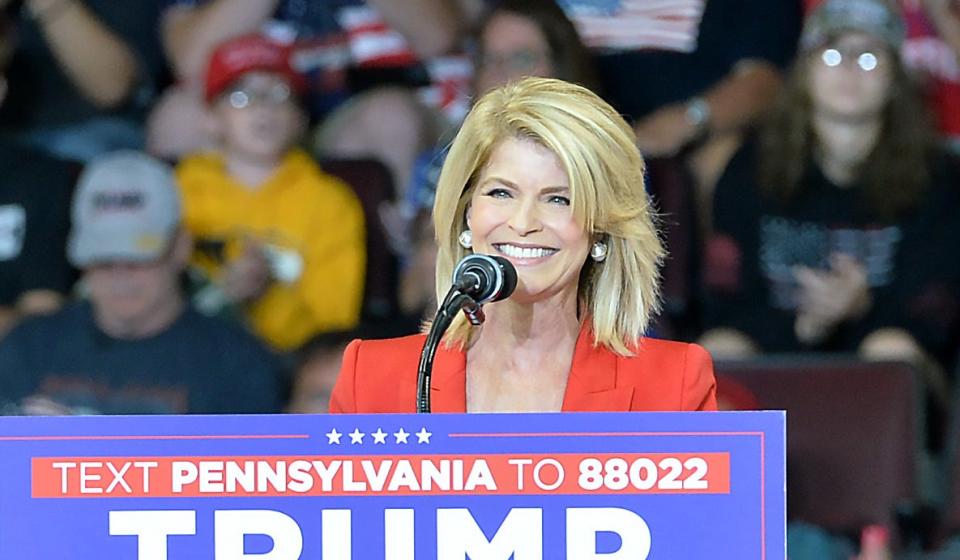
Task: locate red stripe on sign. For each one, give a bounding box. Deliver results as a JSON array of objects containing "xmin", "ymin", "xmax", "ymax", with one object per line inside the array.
[{"xmin": 32, "ymin": 453, "xmax": 730, "ymax": 498}]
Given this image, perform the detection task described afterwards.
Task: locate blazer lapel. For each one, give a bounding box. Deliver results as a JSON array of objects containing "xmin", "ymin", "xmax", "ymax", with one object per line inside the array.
[
  {"xmin": 561, "ymin": 327, "xmax": 635, "ymax": 411},
  {"xmin": 428, "ymin": 342, "xmax": 467, "ymax": 412}
]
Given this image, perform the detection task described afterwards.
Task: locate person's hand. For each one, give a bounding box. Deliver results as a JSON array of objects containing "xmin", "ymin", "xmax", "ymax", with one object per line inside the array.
[
  {"xmin": 219, "ymin": 241, "xmax": 272, "ymax": 304},
  {"xmin": 793, "ymin": 254, "xmax": 872, "ymax": 344},
  {"xmin": 697, "ymin": 328, "xmax": 760, "ymax": 360},
  {"xmin": 633, "ymin": 103, "xmax": 700, "ymax": 157}
]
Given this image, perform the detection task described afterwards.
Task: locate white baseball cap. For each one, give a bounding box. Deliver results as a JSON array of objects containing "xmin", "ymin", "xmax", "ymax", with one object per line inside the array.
[{"xmin": 67, "ymin": 151, "xmax": 181, "ymax": 267}]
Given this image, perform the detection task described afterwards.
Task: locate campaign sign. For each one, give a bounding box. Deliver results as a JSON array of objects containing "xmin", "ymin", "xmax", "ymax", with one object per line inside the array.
[{"xmin": 0, "ymin": 412, "xmax": 784, "ymax": 559}]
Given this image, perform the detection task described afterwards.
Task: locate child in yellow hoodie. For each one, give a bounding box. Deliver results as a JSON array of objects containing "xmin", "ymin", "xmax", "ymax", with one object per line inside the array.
[{"xmin": 176, "ymin": 34, "xmax": 365, "ymax": 352}]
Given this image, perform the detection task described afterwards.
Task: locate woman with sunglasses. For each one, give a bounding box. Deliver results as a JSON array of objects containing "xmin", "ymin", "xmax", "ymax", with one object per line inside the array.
[{"xmin": 699, "ymin": 0, "xmax": 960, "ymax": 374}]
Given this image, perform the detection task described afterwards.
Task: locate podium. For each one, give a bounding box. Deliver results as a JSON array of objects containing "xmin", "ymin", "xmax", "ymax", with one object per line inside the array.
[{"xmin": 0, "ymin": 411, "xmax": 785, "ymax": 559}]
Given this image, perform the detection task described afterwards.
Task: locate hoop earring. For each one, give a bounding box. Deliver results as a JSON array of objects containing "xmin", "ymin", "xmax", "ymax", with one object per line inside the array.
[
  {"xmin": 458, "ymin": 230, "xmax": 473, "ymax": 249},
  {"xmin": 590, "ymin": 241, "xmax": 608, "ymax": 262}
]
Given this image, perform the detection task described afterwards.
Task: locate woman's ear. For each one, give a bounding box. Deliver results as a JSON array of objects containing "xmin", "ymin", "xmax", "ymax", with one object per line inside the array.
[{"xmin": 465, "ymin": 204, "xmax": 473, "ymax": 231}]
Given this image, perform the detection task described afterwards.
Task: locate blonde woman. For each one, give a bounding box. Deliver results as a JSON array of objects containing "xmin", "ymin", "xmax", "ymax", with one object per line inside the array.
[{"xmin": 331, "ymin": 77, "xmax": 716, "ymax": 413}]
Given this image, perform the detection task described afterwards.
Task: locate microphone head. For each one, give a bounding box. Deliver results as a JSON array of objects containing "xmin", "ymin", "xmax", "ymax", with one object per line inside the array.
[
  {"xmin": 453, "ymin": 254, "xmax": 518, "ymax": 304},
  {"xmin": 490, "ymin": 255, "xmax": 518, "ymax": 302}
]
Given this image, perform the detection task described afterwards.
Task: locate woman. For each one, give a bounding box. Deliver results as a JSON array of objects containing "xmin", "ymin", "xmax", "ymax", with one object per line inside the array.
[
  {"xmin": 700, "ymin": 0, "xmax": 960, "ymax": 369},
  {"xmin": 330, "ymin": 77, "xmax": 717, "ymax": 413}
]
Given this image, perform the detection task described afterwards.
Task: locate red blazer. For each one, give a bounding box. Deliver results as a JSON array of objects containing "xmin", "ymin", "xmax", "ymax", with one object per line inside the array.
[{"xmin": 330, "ymin": 326, "xmax": 718, "ymax": 413}]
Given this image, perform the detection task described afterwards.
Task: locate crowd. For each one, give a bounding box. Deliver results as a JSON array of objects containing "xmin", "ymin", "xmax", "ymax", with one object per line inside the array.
[{"xmin": 1, "ymin": 0, "xmax": 959, "ymax": 556}]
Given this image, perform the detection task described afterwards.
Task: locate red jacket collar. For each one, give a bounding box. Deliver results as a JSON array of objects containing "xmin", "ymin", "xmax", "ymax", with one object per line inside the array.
[{"xmin": 428, "ymin": 325, "xmax": 634, "ymax": 412}]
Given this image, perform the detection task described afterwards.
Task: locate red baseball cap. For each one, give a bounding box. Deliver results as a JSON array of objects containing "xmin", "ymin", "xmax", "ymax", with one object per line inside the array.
[{"xmin": 204, "ymin": 34, "xmax": 307, "ymax": 103}]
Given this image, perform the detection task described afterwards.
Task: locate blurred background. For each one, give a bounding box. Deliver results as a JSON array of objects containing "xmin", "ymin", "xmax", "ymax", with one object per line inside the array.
[{"xmin": 0, "ymin": 0, "xmax": 959, "ymax": 556}]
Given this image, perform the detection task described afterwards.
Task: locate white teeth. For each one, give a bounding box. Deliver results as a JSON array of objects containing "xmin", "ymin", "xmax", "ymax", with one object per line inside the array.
[{"xmin": 494, "ymin": 244, "xmax": 557, "ymax": 259}]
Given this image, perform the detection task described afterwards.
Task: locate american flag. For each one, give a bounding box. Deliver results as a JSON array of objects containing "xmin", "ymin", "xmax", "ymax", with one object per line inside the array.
[
  {"xmin": 557, "ymin": 0, "xmax": 707, "ymax": 52},
  {"xmin": 337, "ymin": 4, "xmax": 418, "ymax": 68}
]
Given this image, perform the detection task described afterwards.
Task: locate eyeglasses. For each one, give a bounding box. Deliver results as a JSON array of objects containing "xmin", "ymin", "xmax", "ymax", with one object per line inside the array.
[
  {"xmin": 820, "ymin": 47, "xmax": 882, "ymax": 72},
  {"xmin": 227, "ymin": 83, "xmax": 292, "ymax": 109}
]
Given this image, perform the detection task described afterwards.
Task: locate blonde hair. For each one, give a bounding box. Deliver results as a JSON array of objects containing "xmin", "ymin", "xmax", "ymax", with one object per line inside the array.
[{"xmin": 432, "ymin": 77, "xmax": 664, "ymax": 355}]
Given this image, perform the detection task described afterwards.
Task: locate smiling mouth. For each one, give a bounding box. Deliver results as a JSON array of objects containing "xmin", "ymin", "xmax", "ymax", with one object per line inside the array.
[{"xmin": 492, "ymin": 243, "xmax": 558, "ymax": 259}]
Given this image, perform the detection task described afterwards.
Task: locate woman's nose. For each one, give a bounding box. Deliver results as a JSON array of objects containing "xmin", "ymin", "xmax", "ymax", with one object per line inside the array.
[{"xmin": 507, "ymin": 198, "xmax": 542, "ymax": 236}]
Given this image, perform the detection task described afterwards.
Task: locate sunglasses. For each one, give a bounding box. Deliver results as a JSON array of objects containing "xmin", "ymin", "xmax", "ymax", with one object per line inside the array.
[
  {"xmin": 226, "ymin": 82, "xmax": 292, "ymax": 109},
  {"xmin": 819, "ymin": 47, "xmax": 883, "ymax": 72}
]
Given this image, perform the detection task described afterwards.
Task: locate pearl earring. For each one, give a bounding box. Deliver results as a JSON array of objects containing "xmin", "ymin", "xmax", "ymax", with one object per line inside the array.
[
  {"xmin": 458, "ymin": 230, "xmax": 473, "ymax": 249},
  {"xmin": 590, "ymin": 241, "xmax": 608, "ymax": 262}
]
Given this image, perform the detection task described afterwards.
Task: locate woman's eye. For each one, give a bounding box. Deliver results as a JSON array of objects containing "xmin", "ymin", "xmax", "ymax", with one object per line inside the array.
[
  {"xmin": 547, "ymin": 195, "xmax": 571, "ymax": 206},
  {"xmin": 485, "ymin": 188, "xmax": 511, "ymax": 199}
]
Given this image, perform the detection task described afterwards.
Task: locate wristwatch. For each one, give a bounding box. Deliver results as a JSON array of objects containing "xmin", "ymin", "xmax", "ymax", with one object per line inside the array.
[{"xmin": 684, "ymin": 96, "xmax": 712, "ymax": 137}]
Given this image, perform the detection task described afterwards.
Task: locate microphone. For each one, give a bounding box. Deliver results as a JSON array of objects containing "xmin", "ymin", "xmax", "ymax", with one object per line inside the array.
[
  {"xmin": 451, "ymin": 254, "xmax": 518, "ymax": 304},
  {"xmin": 416, "ymin": 254, "xmax": 517, "ymax": 413}
]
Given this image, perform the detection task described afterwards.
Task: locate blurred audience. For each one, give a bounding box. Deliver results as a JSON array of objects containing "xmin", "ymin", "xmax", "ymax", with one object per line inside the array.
[
  {"xmin": 699, "ymin": 0, "xmax": 960, "ymax": 379},
  {"xmin": 557, "ymin": 0, "xmax": 802, "ymax": 228},
  {"xmin": 149, "ymin": 0, "xmax": 465, "ymax": 193},
  {"xmin": 287, "ymin": 330, "xmax": 356, "ymax": 413},
  {"xmin": 472, "ymin": 0, "xmax": 597, "ymax": 97},
  {"xmin": 0, "ymin": 0, "xmax": 167, "ymax": 161},
  {"xmin": 0, "ymin": 151, "xmax": 282, "ymax": 414},
  {"xmin": 176, "ymin": 34, "xmax": 365, "ymax": 352},
  {"xmin": 0, "ymin": 11, "xmax": 76, "ymax": 338}
]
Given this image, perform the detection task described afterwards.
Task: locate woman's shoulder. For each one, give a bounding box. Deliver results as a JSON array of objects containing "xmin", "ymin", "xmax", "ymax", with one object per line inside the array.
[
  {"xmin": 618, "ymin": 338, "xmax": 717, "ymax": 411},
  {"xmin": 624, "ymin": 338, "xmax": 712, "ymax": 369},
  {"xmin": 331, "ymin": 334, "xmax": 429, "ymax": 413},
  {"xmin": 343, "ymin": 334, "xmax": 428, "ymax": 366}
]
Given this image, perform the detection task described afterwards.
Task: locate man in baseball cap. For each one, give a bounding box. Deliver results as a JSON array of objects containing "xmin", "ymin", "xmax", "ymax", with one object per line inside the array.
[
  {"xmin": 0, "ymin": 151, "xmax": 283, "ymax": 415},
  {"xmin": 68, "ymin": 151, "xmax": 181, "ymax": 268}
]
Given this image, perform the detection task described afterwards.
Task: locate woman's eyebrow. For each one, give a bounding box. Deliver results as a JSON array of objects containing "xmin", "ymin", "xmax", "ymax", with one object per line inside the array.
[{"xmin": 479, "ymin": 176, "xmax": 517, "ymax": 188}]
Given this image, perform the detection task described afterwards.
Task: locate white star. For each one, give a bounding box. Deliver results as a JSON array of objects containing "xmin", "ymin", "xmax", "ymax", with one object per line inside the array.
[
  {"xmin": 349, "ymin": 428, "xmax": 365, "ymax": 444},
  {"xmin": 415, "ymin": 427, "xmax": 432, "ymax": 444},
  {"xmin": 393, "ymin": 428, "xmax": 410, "ymax": 444},
  {"xmin": 372, "ymin": 428, "xmax": 388, "ymax": 444},
  {"xmin": 325, "ymin": 428, "xmax": 342, "ymax": 445}
]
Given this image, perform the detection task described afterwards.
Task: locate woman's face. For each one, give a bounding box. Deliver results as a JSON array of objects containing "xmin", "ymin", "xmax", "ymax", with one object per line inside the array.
[
  {"xmin": 808, "ymin": 32, "xmax": 894, "ymax": 122},
  {"xmin": 475, "ymin": 11, "xmax": 555, "ymax": 94},
  {"xmin": 467, "ymin": 137, "xmax": 591, "ymax": 304}
]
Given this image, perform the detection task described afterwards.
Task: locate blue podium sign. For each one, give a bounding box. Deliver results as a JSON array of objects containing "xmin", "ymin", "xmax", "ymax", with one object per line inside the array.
[{"xmin": 0, "ymin": 411, "xmax": 784, "ymax": 559}]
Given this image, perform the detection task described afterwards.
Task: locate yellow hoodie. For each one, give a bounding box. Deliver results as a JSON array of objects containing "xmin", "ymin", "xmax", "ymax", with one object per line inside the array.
[{"xmin": 176, "ymin": 149, "xmax": 365, "ymax": 351}]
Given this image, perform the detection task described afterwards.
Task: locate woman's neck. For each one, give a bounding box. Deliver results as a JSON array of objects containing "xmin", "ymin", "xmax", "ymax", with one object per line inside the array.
[
  {"xmin": 465, "ymin": 293, "xmax": 581, "ymax": 412},
  {"xmin": 468, "ymin": 290, "xmax": 581, "ymax": 371},
  {"xmin": 811, "ymin": 111, "xmax": 881, "ymax": 186}
]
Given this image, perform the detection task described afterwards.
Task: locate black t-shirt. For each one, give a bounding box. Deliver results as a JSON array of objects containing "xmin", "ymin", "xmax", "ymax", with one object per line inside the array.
[
  {"xmin": 0, "ymin": 138, "xmax": 76, "ymax": 305},
  {"xmin": 558, "ymin": 0, "xmax": 802, "ymax": 120},
  {"xmin": 0, "ymin": 302, "xmax": 284, "ymax": 414},
  {"xmin": 703, "ymin": 141, "xmax": 960, "ymax": 358},
  {"xmin": 0, "ymin": 0, "xmax": 167, "ymax": 129}
]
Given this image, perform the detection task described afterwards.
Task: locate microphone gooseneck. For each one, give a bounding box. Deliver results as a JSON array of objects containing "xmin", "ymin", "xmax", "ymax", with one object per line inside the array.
[{"xmin": 416, "ymin": 254, "xmax": 517, "ymax": 413}]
